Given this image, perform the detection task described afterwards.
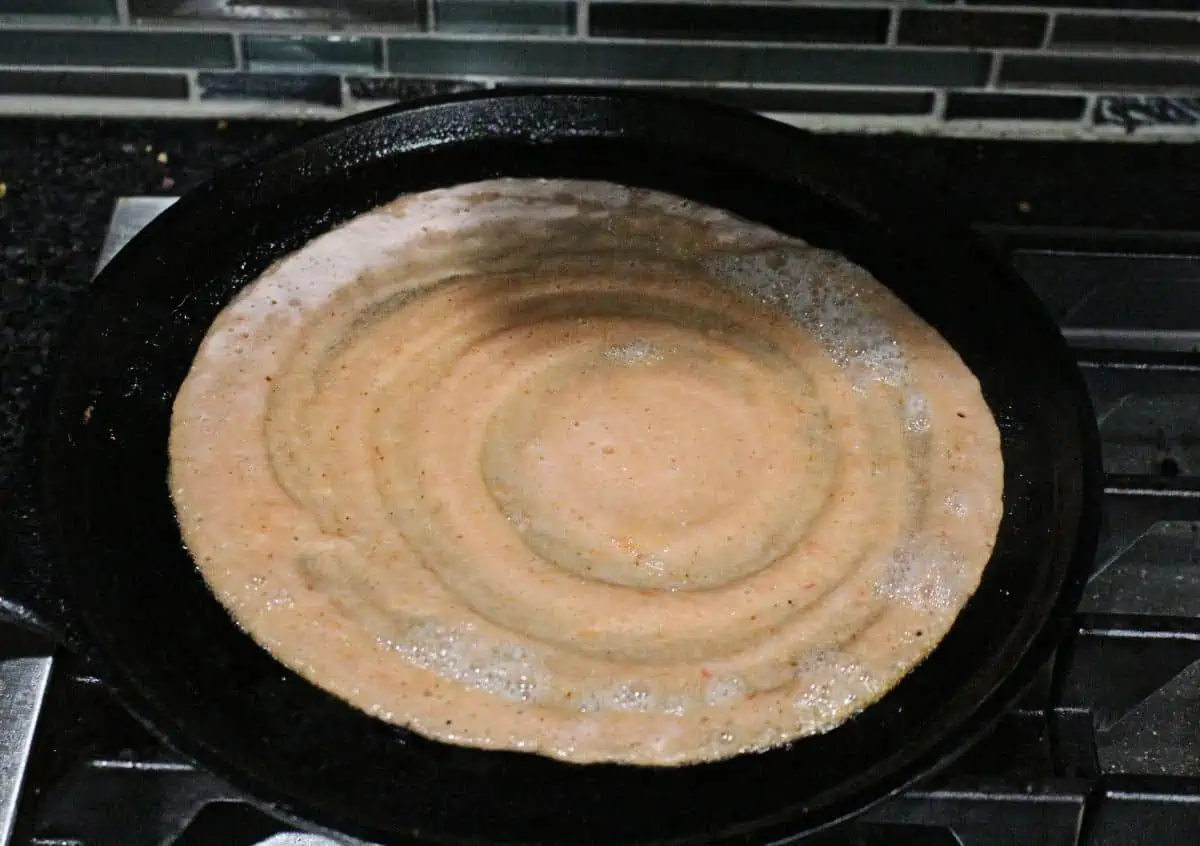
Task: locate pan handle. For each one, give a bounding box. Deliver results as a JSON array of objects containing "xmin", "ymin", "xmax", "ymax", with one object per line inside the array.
[{"xmin": 0, "ymin": 474, "xmax": 75, "ymax": 647}]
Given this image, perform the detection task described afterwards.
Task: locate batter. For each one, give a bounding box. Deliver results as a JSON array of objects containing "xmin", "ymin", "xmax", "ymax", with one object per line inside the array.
[{"xmin": 168, "ymin": 179, "xmax": 1004, "ymax": 766}]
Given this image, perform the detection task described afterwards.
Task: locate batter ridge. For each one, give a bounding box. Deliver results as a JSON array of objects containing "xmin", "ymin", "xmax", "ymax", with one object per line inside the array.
[{"xmin": 168, "ymin": 178, "xmax": 1004, "ymax": 765}]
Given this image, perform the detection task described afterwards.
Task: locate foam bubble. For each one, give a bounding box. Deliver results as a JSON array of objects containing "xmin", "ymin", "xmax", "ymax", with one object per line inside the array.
[
  {"xmin": 603, "ymin": 338, "xmax": 663, "ymax": 365},
  {"xmin": 875, "ymin": 539, "xmax": 968, "ymax": 613},
  {"xmin": 661, "ymin": 695, "xmax": 688, "ymax": 717},
  {"xmin": 382, "ymin": 621, "xmax": 547, "ymax": 704},
  {"xmin": 707, "ymin": 248, "xmax": 908, "ymax": 388},
  {"xmin": 579, "ymin": 682, "xmax": 656, "ymax": 713},
  {"xmin": 704, "ymin": 250, "xmax": 816, "ymax": 322},
  {"xmin": 704, "ymin": 676, "xmax": 747, "ymax": 707},
  {"xmin": 792, "ymin": 650, "xmax": 881, "ymax": 732},
  {"xmin": 264, "ymin": 589, "xmax": 294, "ymax": 611},
  {"xmin": 904, "ymin": 392, "xmax": 932, "ymax": 433},
  {"xmin": 505, "ymin": 506, "xmax": 532, "ymax": 533},
  {"xmin": 805, "ymin": 266, "xmax": 907, "ymax": 388},
  {"xmin": 944, "ymin": 492, "xmax": 970, "ymax": 518},
  {"xmin": 638, "ymin": 555, "xmax": 667, "ymax": 576}
]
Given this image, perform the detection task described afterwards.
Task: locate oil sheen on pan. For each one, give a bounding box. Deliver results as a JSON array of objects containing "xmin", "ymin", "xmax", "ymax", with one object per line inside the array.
[{"xmin": 167, "ymin": 179, "xmax": 1004, "ymax": 766}]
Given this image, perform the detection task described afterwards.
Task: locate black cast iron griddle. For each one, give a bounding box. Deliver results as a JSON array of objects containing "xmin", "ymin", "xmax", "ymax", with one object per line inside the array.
[{"xmin": 2, "ymin": 89, "xmax": 1102, "ymax": 845}]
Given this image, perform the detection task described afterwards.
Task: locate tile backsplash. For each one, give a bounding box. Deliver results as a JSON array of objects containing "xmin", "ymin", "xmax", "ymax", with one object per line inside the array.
[{"xmin": 1, "ymin": 0, "xmax": 1199, "ymax": 137}]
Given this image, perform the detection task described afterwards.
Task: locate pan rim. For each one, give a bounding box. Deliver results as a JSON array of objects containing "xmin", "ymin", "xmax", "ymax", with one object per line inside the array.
[{"xmin": 33, "ymin": 87, "xmax": 1103, "ymax": 845}]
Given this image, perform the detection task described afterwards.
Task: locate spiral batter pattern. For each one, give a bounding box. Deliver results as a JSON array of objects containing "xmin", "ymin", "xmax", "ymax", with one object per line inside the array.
[{"xmin": 169, "ymin": 180, "xmax": 1004, "ymax": 765}]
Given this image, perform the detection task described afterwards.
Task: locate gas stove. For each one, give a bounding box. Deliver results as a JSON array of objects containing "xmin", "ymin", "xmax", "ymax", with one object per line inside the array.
[{"xmin": 3, "ymin": 197, "xmax": 1200, "ymax": 846}]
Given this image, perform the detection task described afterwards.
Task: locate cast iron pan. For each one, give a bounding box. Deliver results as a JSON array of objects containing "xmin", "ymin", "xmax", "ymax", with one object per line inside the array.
[{"xmin": 5, "ymin": 89, "xmax": 1101, "ymax": 845}]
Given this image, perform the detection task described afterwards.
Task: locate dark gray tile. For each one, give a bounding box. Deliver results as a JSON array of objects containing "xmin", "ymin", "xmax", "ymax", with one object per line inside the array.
[
  {"xmin": 0, "ymin": 29, "xmax": 235, "ymax": 68},
  {"xmin": 130, "ymin": 0, "xmax": 423, "ymax": 26},
  {"xmin": 682, "ymin": 87, "xmax": 934, "ymax": 115},
  {"xmin": 1094, "ymin": 95, "xmax": 1200, "ymax": 129},
  {"xmin": 898, "ymin": 9, "xmax": 1046, "ymax": 48},
  {"xmin": 494, "ymin": 81, "xmax": 934, "ymax": 115},
  {"xmin": 436, "ymin": 0, "xmax": 574, "ymax": 35},
  {"xmin": 0, "ymin": 0, "xmax": 115, "ymax": 18},
  {"xmin": 589, "ymin": 2, "xmax": 889, "ymax": 44},
  {"xmin": 1054, "ymin": 14, "xmax": 1200, "ymax": 52},
  {"xmin": 387, "ymin": 39, "xmax": 992, "ymax": 87},
  {"xmin": 966, "ymin": 0, "xmax": 1198, "ymax": 8},
  {"xmin": 0, "ymin": 69, "xmax": 188, "ymax": 98},
  {"xmin": 347, "ymin": 76, "xmax": 486, "ymax": 101},
  {"xmin": 243, "ymin": 34, "xmax": 382, "ymax": 71},
  {"xmin": 1002, "ymin": 54, "xmax": 1200, "ymax": 91},
  {"xmin": 197, "ymin": 71, "xmax": 342, "ymax": 106},
  {"xmin": 944, "ymin": 91, "xmax": 1085, "ymax": 121}
]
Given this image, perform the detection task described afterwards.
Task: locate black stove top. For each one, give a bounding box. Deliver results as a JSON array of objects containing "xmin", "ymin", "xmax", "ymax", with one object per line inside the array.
[{"xmin": 5, "ymin": 197, "xmax": 1200, "ymax": 846}]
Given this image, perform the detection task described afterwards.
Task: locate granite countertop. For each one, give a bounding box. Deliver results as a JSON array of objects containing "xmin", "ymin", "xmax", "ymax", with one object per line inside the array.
[{"xmin": 3, "ymin": 117, "xmax": 1200, "ymax": 487}]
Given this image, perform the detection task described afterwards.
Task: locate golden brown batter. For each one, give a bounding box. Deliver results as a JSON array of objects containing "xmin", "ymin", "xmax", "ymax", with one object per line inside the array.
[{"xmin": 168, "ymin": 179, "xmax": 1004, "ymax": 765}]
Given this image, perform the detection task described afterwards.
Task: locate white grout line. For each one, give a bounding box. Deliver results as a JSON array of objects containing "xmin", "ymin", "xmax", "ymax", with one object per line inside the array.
[
  {"xmin": 0, "ymin": 95, "xmax": 345, "ymax": 119},
  {"xmin": 1041, "ymin": 11, "xmax": 1057, "ymax": 50},
  {"xmin": 576, "ymin": 0, "xmax": 590, "ymax": 39},
  {"xmin": 1082, "ymin": 92, "xmax": 1098, "ymax": 128},
  {"xmin": 931, "ymin": 88, "xmax": 947, "ymax": 121},
  {"xmin": 372, "ymin": 31, "xmax": 988, "ymax": 50},
  {"xmin": 0, "ymin": 63, "xmax": 198, "ymax": 74},
  {"xmin": 468, "ymin": 76, "xmax": 944, "ymax": 94},
  {"xmin": 884, "ymin": 5, "xmax": 899, "ymax": 47},
  {"xmin": 986, "ymin": 51, "xmax": 1003, "ymax": 89},
  {"xmin": 230, "ymin": 29, "xmax": 244, "ymax": 71},
  {"xmin": 960, "ymin": 4, "xmax": 1200, "ymax": 21},
  {"xmin": 114, "ymin": 0, "xmax": 130, "ymax": 27}
]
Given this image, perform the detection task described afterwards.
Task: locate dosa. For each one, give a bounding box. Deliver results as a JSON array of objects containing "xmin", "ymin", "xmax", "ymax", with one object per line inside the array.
[{"xmin": 168, "ymin": 180, "xmax": 1004, "ymax": 765}]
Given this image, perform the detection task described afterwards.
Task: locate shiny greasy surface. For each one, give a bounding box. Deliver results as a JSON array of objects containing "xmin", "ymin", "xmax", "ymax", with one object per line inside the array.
[{"xmin": 168, "ymin": 178, "xmax": 1004, "ymax": 766}]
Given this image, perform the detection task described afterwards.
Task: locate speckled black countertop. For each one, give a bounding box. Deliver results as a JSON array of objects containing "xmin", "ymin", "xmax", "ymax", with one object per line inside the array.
[{"xmin": 3, "ymin": 117, "xmax": 1200, "ymax": 488}]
